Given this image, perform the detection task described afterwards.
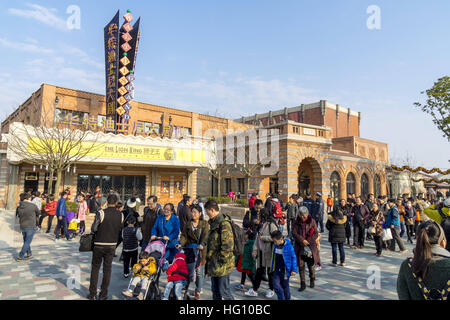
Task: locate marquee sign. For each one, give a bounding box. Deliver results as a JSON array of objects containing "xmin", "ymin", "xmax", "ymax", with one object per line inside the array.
[{"xmin": 104, "ymin": 10, "xmax": 141, "ymax": 133}]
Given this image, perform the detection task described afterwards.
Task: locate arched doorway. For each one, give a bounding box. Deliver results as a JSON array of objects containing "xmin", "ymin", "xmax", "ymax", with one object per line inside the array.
[
  {"xmin": 330, "ymin": 171, "xmax": 341, "ymax": 204},
  {"xmin": 374, "ymin": 174, "xmax": 381, "ymax": 198},
  {"xmin": 298, "ymin": 157, "xmax": 322, "ymax": 197},
  {"xmin": 346, "ymin": 172, "xmax": 356, "ymax": 197},
  {"xmin": 361, "ymin": 173, "xmax": 369, "ymax": 199}
]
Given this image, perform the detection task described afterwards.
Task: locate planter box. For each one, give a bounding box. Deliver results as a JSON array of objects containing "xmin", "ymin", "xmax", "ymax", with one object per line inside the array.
[{"xmin": 218, "ymin": 204, "xmax": 247, "ymax": 220}]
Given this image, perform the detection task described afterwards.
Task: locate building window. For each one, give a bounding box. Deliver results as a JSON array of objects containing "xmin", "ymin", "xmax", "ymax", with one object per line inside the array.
[
  {"xmin": 346, "ymin": 172, "xmax": 356, "ymax": 196},
  {"xmin": 225, "ymin": 178, "xmax": 232, "ymax": 194},
  {"xmin": 237, "ymin": 178, "xmax": 245, "ymax": 194},
  {"xmin": 330, "ymin": 171, "xmax": 341, "ymax": 204},
  {"xmin": 361, "ymin": 173, "xmax": 369, "ymax": 199},
  {"xmin": 374, "ymin": 174, "xmax": 381, "ymax": 198},
  {"xmin": 270, "ymin": 177, "xmax": 279, "ymax": 194}
]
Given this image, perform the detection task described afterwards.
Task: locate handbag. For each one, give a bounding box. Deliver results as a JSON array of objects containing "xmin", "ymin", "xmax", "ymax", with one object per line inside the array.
[
  {"xmin": 368, "ymin": 225, "xmax": 376, "ymax": 235},
  {"xmin": 79, "ymin": 233, "xmax": 95, "ymax": 252},
  {"xmin": 382, "ymin": 228, "xmax": 393, "ymax": 241}
]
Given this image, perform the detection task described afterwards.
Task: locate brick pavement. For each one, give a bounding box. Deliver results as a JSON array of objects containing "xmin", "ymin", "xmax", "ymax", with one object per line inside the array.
[{"xmin": 0, "ymin": 210, "xmax": 415, "ymax": 300}]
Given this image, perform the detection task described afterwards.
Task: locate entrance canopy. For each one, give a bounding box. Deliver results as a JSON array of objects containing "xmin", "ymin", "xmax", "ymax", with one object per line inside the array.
[{"xmin": 4, "ymin": 122, "xmax": 214, "ymax": 168}]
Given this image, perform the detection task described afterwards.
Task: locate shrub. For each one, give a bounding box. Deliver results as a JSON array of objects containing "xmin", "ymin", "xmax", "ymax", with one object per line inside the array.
[
  {"xmin": 235, "ymin": 199, "xmax": 248, "ymax": 208},
  {"xmin": 207, "ymin": 196, "xmax": 231, "ymax": 204},
  {"xmin": 66, "ymin": 201, "xmax": 79, "ymax": 212}
]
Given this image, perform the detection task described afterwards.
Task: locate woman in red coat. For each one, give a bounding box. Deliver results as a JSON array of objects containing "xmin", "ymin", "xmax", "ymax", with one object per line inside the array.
[
  {"xmin": 292, "ymin": 206, "xmax": 320, "ymax": 292},
  {"xmin": 248, "ymin": 193, "xmax": 258, "ymax": 209}
]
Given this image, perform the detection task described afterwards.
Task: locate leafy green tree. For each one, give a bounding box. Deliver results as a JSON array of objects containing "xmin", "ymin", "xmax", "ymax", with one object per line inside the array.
[{"xmin": 414, "ymin": 76, "xmax": 450, "ymax": 141}]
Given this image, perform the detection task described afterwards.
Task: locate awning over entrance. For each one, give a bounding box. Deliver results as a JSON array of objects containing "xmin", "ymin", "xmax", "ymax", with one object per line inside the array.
[{"xmin": 4, "ymin": 122, "xmax": 214, "ymax": 168}]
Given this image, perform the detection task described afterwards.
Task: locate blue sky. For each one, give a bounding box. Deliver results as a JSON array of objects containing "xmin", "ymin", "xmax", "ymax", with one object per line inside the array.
[{"xmin": 0, "ymin": 0, "xmax": 449, "ymax": 168}]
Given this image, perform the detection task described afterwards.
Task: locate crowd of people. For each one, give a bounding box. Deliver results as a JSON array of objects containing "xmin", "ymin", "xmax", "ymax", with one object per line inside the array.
[{"xmin": 14, "ymin": 186, "xmax": 450, "ymax": 300}]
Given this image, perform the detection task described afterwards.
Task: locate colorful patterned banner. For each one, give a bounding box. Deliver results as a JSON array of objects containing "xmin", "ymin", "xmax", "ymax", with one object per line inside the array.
[
  {"xmin": 390, "ymin": 165, "xmax": 450, "ymax": 176},
  {"xmin": 104, "ymin": 10, "xmax": 120, "ymax": 123}
]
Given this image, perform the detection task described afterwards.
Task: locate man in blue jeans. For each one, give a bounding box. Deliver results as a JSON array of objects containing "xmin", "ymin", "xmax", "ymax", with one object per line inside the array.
[
  {"xmin": 55, "ymin": 191, "xmax": 71, "ymax": 241},
  {"xmin": 16, "ymin": 193, "xmax": 41, "ymax": 261}
]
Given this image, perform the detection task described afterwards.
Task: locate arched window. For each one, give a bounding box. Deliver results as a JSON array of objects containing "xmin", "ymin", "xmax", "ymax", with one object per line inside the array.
[
  {"xmin": 374, "ymin": 174, "xmax": 381, "ymax": 198},
  {"xmin": 346, "ymin": 172, "xmax": 356, "ymax": 196},
  {"xmin": 361, "ymin": 173, "xmax": 369, "ymax": 199},
  {"xmin": 330, "ymin": 172, "xmax": 341, "ymax": 204}
]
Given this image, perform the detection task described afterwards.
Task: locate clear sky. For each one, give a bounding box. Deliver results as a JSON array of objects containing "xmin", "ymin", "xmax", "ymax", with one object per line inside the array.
[{"xmin": 0, "ymin": 0, "xmax": 448, "ymax": 169}]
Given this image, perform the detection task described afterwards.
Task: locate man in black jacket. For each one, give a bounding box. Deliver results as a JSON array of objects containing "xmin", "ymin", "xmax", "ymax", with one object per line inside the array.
[
  {"xmin": 88, "ymin": 193, "xmax": 123, "ymax": 300},
  {"xmin": 350, "ymin": 197, "xmax": 370, "ymax": 249},
  {"xmin": 141, "ymin": 195, "xmax": 162, "ymax": 250},
  {"xmin": 179, "ymin": 194, "xmax": 192, "ymax": 232},
  {"xmin": 16, "ymin": 193, "xmax": 41, "ymax": 262}
]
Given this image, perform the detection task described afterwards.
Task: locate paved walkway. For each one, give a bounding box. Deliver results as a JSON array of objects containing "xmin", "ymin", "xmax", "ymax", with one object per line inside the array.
[{"xmin": 0, "ymin": 209, "xmax": 413, "ymax": 300}]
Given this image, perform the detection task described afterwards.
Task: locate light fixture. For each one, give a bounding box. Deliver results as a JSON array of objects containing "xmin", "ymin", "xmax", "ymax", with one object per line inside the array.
[
  {"xmin": 33, "ymin": 165, "xmax": 36, "ymax": 172},
  {"xmin": 40, "ymin": 165, "xmax": 42, "ymax": 170},
  {"xmin": 45, "ymin": 164, "xmax": 48, "ymax": 171},
  {"xmin": 73, "ymin": 165, "xmax": 76, "ymax": 173},
  {"xmin": 67, "ymin": 165, "xmax": 70, "ymax": 173}
]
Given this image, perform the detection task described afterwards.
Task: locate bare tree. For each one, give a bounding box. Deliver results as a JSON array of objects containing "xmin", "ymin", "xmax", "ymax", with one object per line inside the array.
[{"xmin": 4, "ymin": 99, "xmax": 105, "ymax": 196}]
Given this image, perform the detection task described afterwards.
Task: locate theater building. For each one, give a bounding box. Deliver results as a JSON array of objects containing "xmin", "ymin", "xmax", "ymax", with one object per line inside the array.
[
  {"xmin": 0, "ymin": 84, "xmax": 250, "ymax": 209},
  {"xmin": 0, "ymin": 84, "xmax": 390, "ymax": 209}
]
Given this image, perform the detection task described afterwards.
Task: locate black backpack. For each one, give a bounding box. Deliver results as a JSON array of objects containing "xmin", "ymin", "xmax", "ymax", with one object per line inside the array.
[
  {"xmin": 438, "ymin": 208, "xmax": 450, "ymax": 251},
  {"xmin": 220, "ymin": 214, "xmax": 245, "ymax": 256}
]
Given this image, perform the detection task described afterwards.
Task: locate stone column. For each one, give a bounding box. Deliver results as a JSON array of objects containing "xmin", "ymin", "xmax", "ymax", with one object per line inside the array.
[{"xmin": 6, "ymin": 164, "xmax": 19, "ymax": 210}]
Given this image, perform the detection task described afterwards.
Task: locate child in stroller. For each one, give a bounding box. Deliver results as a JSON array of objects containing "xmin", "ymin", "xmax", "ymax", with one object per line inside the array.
[{"xmin": 122, "ymin": 251, "xmax": 158, "ymax": 300}]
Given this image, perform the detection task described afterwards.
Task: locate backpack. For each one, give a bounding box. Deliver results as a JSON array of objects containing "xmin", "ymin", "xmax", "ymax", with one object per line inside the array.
[
  {"xmin": 437, "ymin": 208, "xmax": 450, "ymax": 251},
  {"xmin": 407, "ymin": 258, "xmax": 450, "ymax": 300},
  {"xmin": 220, "ymin": 214, "xmax": 245, "ymax": 256}
]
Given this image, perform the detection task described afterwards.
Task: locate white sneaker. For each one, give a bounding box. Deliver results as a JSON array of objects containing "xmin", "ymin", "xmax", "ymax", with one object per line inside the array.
[
  {"xmin": 54, "ymin": 238, "xmax": 60, "ymax": 242},
  {"xmin": 244, "ymin": 289, "xmax": 258, "ymax": 297},
  {"xmin": 265, "ymin": 290, "xmax": 274, "ymax": 298},
  {"xmin": 315, "ymin": 265, "xmax": 322, "ymax": 271}
]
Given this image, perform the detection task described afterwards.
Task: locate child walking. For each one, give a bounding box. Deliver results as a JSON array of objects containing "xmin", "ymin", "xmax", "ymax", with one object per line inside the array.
[
  {"xmin": 122, "ymin": 251, "xmax": 156, "ymax": 300},
  {"xmin": 270, "ymin": 230, "xmax": 297, "ymax": 300},
  {"xmin": 162, "ymin": 251, "xmax": 189, "ymax": 300},
  {"xmin": 77, "ymin": 194, "xmax": 88, "ymax": 234},
  {"xmin": 235, "ymin": 230, "xmax": 256, "ymax": 290},
  {"xmin": 122, "ymin": 216, "xmax": 142, "ymax": 278},
  {"xmin": 39, "ymin": 195, "xmax": 56, "ymax": 233}
]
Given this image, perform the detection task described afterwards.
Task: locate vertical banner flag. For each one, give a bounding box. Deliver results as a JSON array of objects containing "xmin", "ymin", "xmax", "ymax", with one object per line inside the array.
[{"xmin": 104, "ymin": 10, "xmax": 120, "ymax": 132}]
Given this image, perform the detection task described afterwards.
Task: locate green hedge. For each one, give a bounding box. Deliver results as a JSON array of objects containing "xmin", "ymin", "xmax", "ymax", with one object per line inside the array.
[
  {"xmin": 235, "ymin": 199, "xmax": 248, "ymax": 208},
  {"xmin": 207, "ymin": 196, "xmax": 232, "ymax": 204}
]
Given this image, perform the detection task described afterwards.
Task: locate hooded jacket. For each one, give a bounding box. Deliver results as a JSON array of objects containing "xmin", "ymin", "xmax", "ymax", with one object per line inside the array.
[
  {"xmin": 386, "ymin": 205, "xmax": 401, "ymax": 228},
  {"xmin": 270, "ymin": 239, "xmax": 298, "ymax": 275},
  {"xmin": 167, "ymin": 252, "xmax": 189, "ymax": 282},
  {"xmin": 326, "ymin": 211, "xmax": 348, "ymax": 243},
  {"xmin": 205, "ymin": 213, "xmax": 234, "ymax": 277}
]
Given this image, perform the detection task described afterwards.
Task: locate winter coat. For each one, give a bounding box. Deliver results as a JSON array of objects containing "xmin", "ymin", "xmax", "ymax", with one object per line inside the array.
[
  {"xmin": 311, "ymin": 198, "xmax": 325, "ymax": 220},
  {"xmin": 286, "ymin": 202, "xmax": 299, "ymax": 221},
  {"xmin": 364, "ymin": 200, "xmax": 374, "ymax": 212},
  {"xmin": 397, "ymin": 246, "xmax": 450, "ymax": 300},
  {"xmin": 270, "ymin": 239, "xmax": 297, "ymax": 275},
  {"xmin": 151, "ymin": 214, "xmax": 180, "ymax": 249},
  {"xmin": 302, "ymin": 198, "xmax": 314, "ymax": 215},
  {"xmin": 252, "ymin": 218, "xmax": 279, "ymax": 269},
  {"xmin": 31, "ymin": 197, "xmax": 42, "ymax": 211},
  {"xmin": 178, "ymin": 205, "xmax": 192, "ymax": 232},
  {"xmin": 368, "ymin": 210, "xmax": 385, "ymax": 237},
  {"xmin": 241, "ymin": 239, "xmax": 256, "ymax": 273},
  {"xmin": 248, "ymin": 196, "xmax": 257, "ymax": 209},
  {"xmin": 351, "ymin": 204, "xmax": 370, "ymax": 225},
  {"xmin": 292, "ymin": 215, "xmax": 320, "ymax": 265},
  {"xmin": 142, "ymin": 206, "xmax": 162, "ymax": 243},
  {"xmin": 386, "ymin": 205, "xmax": 401, "ymax": 228},
  {"xmin": 424, "ymin": 205, "xmax": 450, "ymax": 225},
  {"xmin": 326, "ymin": 212, "xmax": 347, "ymax": 243},
  {"xmin": 77, "ymin": 201, "xmax": 88, "ymax": 221},
  {"xmin": 205, "ymin": 213, "xmax": 234, "ymax": 277},
  {"xmin": 176, "ymin": 200, "xmax": 185, "ymax": 216},
  {"xmin": 242, "ymin": 207, "xmax": 263, "ymax": 235},
  {"xmin": 17, "ymin": 201, "xmax": 41, "ymax": 229},
  {"xmin": 179, "ymin": 219, "xmax": 209, "ymax": 266},
  {"xmin": 44, "ymin": 201, "xmax": 57, "ymax": 216},
  {"xmin": 167, "ymin": 252, "xmax": 189, "ymax": 282},
  {"xmin": 404, "ymin": 206, "xmax": 416, "ymax": 226},
  {"xmin": 56, "ymin": 197, "xmax": 67, "ymax": 217}
]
